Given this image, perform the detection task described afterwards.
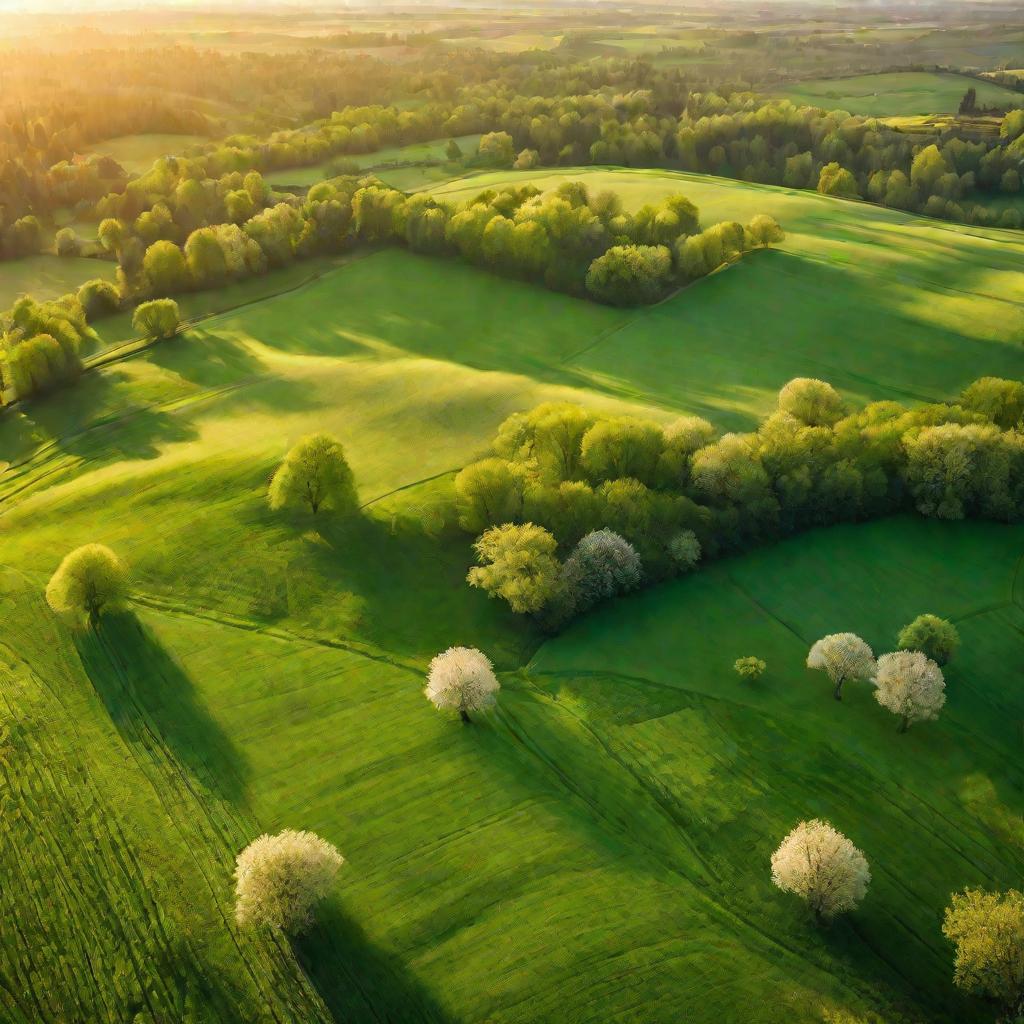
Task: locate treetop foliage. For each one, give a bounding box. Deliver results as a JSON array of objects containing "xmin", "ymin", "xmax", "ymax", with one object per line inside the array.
[{"xmin": 454, "ymin": 376, "xmax": 1024, "ymax": 625}]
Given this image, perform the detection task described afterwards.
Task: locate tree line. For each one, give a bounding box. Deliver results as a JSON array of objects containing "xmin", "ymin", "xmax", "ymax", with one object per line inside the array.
[
  {"xmin": 0, "ymin": 178, "xmax": 781, "ymax": 403},
  {"xmin": 455, "ymin": 375, "xmax": 1024, "ymax": 627},
  {"xmin": 6, "ymin": 49, "xmax": 1023, "ymax": 264}
]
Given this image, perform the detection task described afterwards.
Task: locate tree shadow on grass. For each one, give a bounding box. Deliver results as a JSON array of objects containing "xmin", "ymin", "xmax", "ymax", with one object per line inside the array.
[
  {"xmin": 76, "ymin": 611, "xmax": 249, "ymax": 806},
  {"xmin": 16, "ymin": 368, "xmax": 200, "ymax": 466},
  {"xmin": 296, "ymin": 901, "xmax": 457, "ymax": 1024},
  {"xmin": 248, "ymin": 500, "xmax": 540, "ymax": 667},
  {"xmin": 146, "ymin": 328, "xmax": 268, "ymax": 389},
  {"xmin": 145, "ymin": 328, "xmax": 326, "ymax": 415}
]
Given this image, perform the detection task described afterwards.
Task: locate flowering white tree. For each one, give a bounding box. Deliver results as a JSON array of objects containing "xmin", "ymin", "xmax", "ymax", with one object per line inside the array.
[
  {"xmin": 424, "ymin": 646, "xmax": 500, "ymax": 723},
  {"xmin": 807, "ymin": 633, "xmax": 876, "ymax": 701},
  {"xmin": 771, "ymin": 819, "xmax": 870, "ymax": 923},
  {"xmin": 874, "ymin": 650, "xmax": 946, "ymax": 732},
  {"xmin": 234, "ymin": 829, "xmax": 344, "ymax": 934}
]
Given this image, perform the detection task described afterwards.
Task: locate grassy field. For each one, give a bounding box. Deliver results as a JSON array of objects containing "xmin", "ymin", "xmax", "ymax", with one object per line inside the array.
[
  {"xmin": 0, "ymin": 253, "xmax": 116, "ymax": 309},
  {"xmin": 1, "ymin": 167, "xmax": 1022, "ymax": 1023},
  {"xmin": 89, "ymin": 133, "xmax": 209, "ymax": 175},
  {"xmin": 264, "ymin": 134, "xmax": 483, "ymax": 188},
  {"xmin": 769, "ymin": 71, "xmax": 1024, "ymax": 115}
]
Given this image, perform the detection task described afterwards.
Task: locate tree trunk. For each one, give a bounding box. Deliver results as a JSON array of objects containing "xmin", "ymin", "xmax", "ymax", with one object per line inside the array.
[
  {"xmin": 898, "ymin": 715, "xmax": 910, "ymax": 734},
  {"xmin": 833, "ymin": 676, "xmax": 844, "ymax": 701},
  {"xmin": 459, "ymin": 708, "xmax": 471, "ymax": 724}
]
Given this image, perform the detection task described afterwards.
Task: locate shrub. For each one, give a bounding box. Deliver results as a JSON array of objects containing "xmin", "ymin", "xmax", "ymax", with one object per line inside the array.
[
  {"xmin": 268, "ymin": 434, "xmax": 357, "ymax": 515},
  {"xmin": 562, "ymin": 529, "xmax": 642, "ymax": 614},
  {"xmin": 668, "ymin": 529, "xmax": 702, "ymax": 571},
  {"xmin": 771, "ymin": 819, "xmax": 870, "ymax": 922},
  {"xmin": 234, "ymin": 830, "xmax": 343, "ymax": 933},
  {"xmin": 873, "ymin": 650, "xmax": 945, "ymax": 732},
  {"xmin": 896, "ymin": 613, "xmax": 960, "ymax": 665},
  {"xmin": 45, "ymin": 544, "xmax": 129, "ymax": 626},
  {"xmin": 133, "ymin": 298, "xmax": 179, "ymax": 340},
  {"xmin": 424, "ymin": 646, "xmax": 500, "ymax": 723},
  {"xmin": 734, "ymin": 656, "xmax": 766, "ymax": 680}
]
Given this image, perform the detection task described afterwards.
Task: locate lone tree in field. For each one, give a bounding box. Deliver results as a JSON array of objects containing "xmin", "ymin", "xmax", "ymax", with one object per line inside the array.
[
  {"xmin": 133, "ymin": 298, "xmax": 180, "ymax": 340},
  {"xmin": 874, "ymin": 650, "xmax": 946, "ymax": 732},
  {"xmin": 45, "ymin": 544, "xmax": 129, "ymax": 627},
  {"xmin": 269, "ymin": 434, "xmax": 357, "ymax": 516},
  {"xmin": 771, "ymin": 819, "xmax": 870, "ymax": 924},
  {"xmin": 807, "ymin": 633, "xmax": 876, "ymax": 701},
  {"xmin": 424, "ymin": 646, "xmax": 500, "ymax": 723},
  {"xmin": 234, "ymin": 829, "xmax": 343, "ymax": 934},
  {"xmin": 943, "ymin": 888, "xmax": 1024, "ymax": 1020},
  {"xmin": 896, "ymin": 613, "xmax": 960, "ymax": 666}
]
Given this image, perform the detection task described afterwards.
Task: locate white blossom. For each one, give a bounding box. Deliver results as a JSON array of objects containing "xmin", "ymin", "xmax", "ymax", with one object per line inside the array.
[
  {"xmin": 807, "ymin": 633, "xmax": 876, "ymax": 700},
  {"xmin": 771, "ymin": 819, "xmax": 870, "ymax": 921},
  {"xmin": 424, "ymin": 646, "xmax": 500, "ymax": 722},
  {"xmin": 874, "ymin": 650, "xmax": 946, "ymax": 731},
  {"xmin": 234, "ymin": 829, "xmax": 343, "ymax": 933}
]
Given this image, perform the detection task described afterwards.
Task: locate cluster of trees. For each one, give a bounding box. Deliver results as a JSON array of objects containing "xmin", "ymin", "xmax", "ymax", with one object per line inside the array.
[
  {"xmin": 771, "ymin": 819, "xmax": 1023, "ymax": 1018},
  {"xmin": 351, "ymin": 179, "xmax": 782, "ymax": 302},
  {"xmin": 0, "ymin": 293, "xmax": 97, "ymax": 402},
  {"xmin": 455, "ymin": 376, "xmax": 1024, "ymax": 626},
  {"xmin": 806, "ymin": 619, "xmax": 957, "ymax": 732}
]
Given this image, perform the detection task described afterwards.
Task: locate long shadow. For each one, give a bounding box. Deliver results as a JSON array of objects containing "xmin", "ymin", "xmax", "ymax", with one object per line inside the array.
[
  {"xmin": 296, "ymin": 900, "xmax": 458, "ymax": 1024},
  {"xmin": 243, "ymin": 500, "xmax": 539, "ymax": 665},
  {"xmin": 76, "ymin": 611, "xmax": 249, "ymax": 805},
  {"xmin": 145, "ymin": 328, "xmax": 269, "ymax": 388},
  {"xmin": 14, "ymin": 368, "xmax": 200, "ymax": 466}
]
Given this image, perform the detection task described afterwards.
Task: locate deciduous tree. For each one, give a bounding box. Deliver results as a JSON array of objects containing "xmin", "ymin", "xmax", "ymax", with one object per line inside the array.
[
  {"xmin": 45, "ymin": 544, "xmax": 129, "ymax": 626},
  {"xmin": 424, "ymin": 646, "xmax": 500, "ymax": 723},
  {"xmin": 234, "ymin": 830, "xmax": 343, "ymax": 934},
  {"xmin": 806, "ymin": 633, "xmax": 876, "ymax": 700},
  {"xmin": 268, "ymin": 434, "xmax": 357, "ymax": 516},
  {"xmin": 467, "ymin": 522, "xmax": 561, "ymax": 615},
  {"xmin": 873, "ymin": 650, "xmax": 945, "ymax": 732},
  {"xmin": 943, "ymin": 888, "xmax": 1024, "ymax": 1019},
  {"xmin": 896, "ymin": 613, "xmax": 960, "ymax": 666},
  {"xmin": 771, "ymin": 819, "xmax": 870, "ymax": 923}
]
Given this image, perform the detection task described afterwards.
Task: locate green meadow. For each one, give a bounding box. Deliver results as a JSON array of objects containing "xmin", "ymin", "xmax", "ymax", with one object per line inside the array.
[
  {"xmin": 770, "ymin": 71, "xmax": 1024, "ymax": 115},
  {"xmin": 264, "ymin": 134, "xmax": 483, "ymax": 188},
  {"xmin": 0, "ymin": 253, "xmax": 116, "ymax": 309},
  {"xmin": 1, "ymin": 168, "xmax": 1022, "ymax": 1023},
  {"xmin": 90, "ymin": 132, "xmax": 209, "ymax": 174}
]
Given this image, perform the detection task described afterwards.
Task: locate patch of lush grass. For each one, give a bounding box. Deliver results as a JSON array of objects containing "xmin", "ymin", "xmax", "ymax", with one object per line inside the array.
[
  {"xmin": 89, "ymin": 133, "xmax": 208, "ymax": 175},
  {"xmin": 770, "ymin": 71, "xmax": 1024, "ymax": 115},
  {"xmin": 430, "ymin": 166, "xmax": 1024, "ymax": 426},
  {"xmin": 264, "ymin": 134, "xmax": 483, "ymax": 188},
  {"xmin": 0, "ymin": 254, "xmax": 116, "ymax": 309}
]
